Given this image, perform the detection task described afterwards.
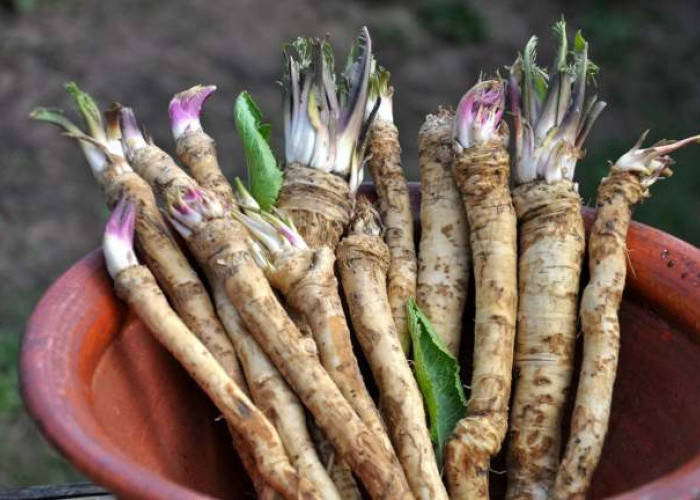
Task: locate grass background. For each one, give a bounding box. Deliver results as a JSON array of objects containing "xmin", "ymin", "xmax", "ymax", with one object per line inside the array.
[{"xmin": 1, "ymin": 0, "xmax": 698, "ymax": 489}]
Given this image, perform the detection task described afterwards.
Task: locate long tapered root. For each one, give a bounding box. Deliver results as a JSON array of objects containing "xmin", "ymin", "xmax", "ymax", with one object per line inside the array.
[
  {"xmin": 171, "ymin": 119, "xmax": 312, "ymax": 495},
  {"xmin": 416, "ymin": 109, "xmax": 470, "ymax": 357},
  {"xmin": 269, "ymin": 247, "xmax": 393, "ymax": 454},
  {"xmin": 448, "ymin": 144, "xmax": 517, "ymax": 499},
  {"xmin": 114, "ymin": 266, "xmax": 313, "ymax": 500},
  {"xmin": 553, "ymin": 172, "xmax": 646, "ymax": 499},
  {"xmin": 118, "ymin": 129, "xmax": 248, "ymax": 390},
  {"xmin": 211, "ymin": 281, "xmax": 340, "ymax": 499},
  {"xmin": 102, "ymin": 172, "xmax": 247, "ymax": 392},
  {"xmin": 186, "ymin": 216, "xmax": 412, "ymax": 499},
  {"xmin": 507, "ymin": 180, "xmax": 585, "ymax": 500},
  {"xmin": 337, "ymin": 214, "xmax": 447, "ymax": 500},
  {"xmin": 366, "ymin": 119, "xmax": 417, "ymax": 353},
  {"xmin": 276, "ymin": 164, "xmax": 353, "ymax": 249}
]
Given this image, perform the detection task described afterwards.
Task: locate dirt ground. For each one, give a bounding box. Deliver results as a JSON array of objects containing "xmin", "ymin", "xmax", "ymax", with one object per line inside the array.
[{"xmin": 1, "ymin": 0, "xmax": 699, "ymax": 489}]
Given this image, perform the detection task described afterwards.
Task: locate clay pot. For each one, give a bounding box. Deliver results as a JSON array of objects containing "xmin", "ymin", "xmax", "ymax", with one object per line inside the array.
[{"xmin": 21, "ymin": 185, "xmax": 700, "ymax": 499}]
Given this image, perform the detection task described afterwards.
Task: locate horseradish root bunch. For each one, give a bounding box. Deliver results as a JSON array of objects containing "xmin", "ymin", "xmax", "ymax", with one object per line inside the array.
[{"xmin": 33, "ymin": 20, "xmax": 698, "ymax": 500}]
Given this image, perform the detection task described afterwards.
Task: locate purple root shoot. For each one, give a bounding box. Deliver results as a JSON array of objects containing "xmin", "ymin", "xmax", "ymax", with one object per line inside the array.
[
  {"xmin": 103, "ymin": 194, "xmax": 139, "ymax": 279},
  {"xmin": 119, "ymin": 107, "xmax": 148, "ymax": 159},
  {"xmin": 169, "ymin": 85, "xmax": 217, "ymax": 140},
  {"xmin": 454, "ymin": 79, "xmax": 506, "ymax": 149}
]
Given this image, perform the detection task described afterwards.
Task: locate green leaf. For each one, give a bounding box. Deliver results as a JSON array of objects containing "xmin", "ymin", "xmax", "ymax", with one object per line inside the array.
[
  {"xmin": 573, "ymin": 29, "xmax": 587, "ymax": 53},
  {"xmin": 64, "ymin": 82, "xmax": 105, "ymax": 140},
  {"xmin": 407, "ymin": 297, "xmax": 467, "ymax": 466},
  {"xmin": 234, "ymin": 91, "xmax": 283, "ymax": 211},
  {"xmin": 29, "ymin": 107, "xmax": 82, "ymax": 134},
  {"xmin": 551, "ymin": 17, "xmax": 568, "ymax": 71}
]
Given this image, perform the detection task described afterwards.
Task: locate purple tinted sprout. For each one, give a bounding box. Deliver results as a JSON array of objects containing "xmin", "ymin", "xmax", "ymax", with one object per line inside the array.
[
  {"xmin": 103, "ymin": 194, "xmax": 139, "ymax": 279},
  {"xmin": 166, "ymin": 186, "xmax": 224, "ymax": 238},
  {"xmin": 454, "ymin": 79, "xmax": 507, "ymax": 150},
  {"xmin": 269, "ymin": 207, "xmax": 300, "ymax": 234},
  {"xmin": 119, "ymin": 107, "xmax": 148, "ymax": 160},
  {"xmin": 261, "ymin": 212, "xmax": 308, "ymax": 250},
  {"xmin": 614, "ymin": 131, "xmax": 700, "ymax": 187},
  {"xmin": 169, "ymin": 85, "xmax": 217, "ymax": 141}
]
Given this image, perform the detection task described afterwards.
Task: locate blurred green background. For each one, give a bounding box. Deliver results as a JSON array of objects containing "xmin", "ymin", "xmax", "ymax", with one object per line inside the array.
[{"xmin": 1, "ymin": 0, "xmax": 698, "ymax": 489}]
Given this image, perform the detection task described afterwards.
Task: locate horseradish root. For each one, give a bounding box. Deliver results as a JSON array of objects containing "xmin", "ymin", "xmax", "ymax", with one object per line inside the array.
[
  {"xmin": 234, "ymin": 182, "xmax": 393, "ymax": 456},
  {"xmin": 337, "ymin": 198, "xmax": 447, "ymax": 500},
  {"xmin": 446, "ymin": 79, "xmax": 518, "ymax": 499},
  {"xmin": 165, "ymin": 187, "xmax": 412, "ymax": 499},
  {"xmin": 167, "ymin": 93, "xmax": 338, "ymax": 498},
  {"xmin": 506, "ymin": 21, "xmax": 606, "ymax": 499},
  {"xmin": 365, "ymin": 65, "xmax": 416, "ymax": 352},
  {"xmin": 553, "ymin": 132, "xmax": 700, "ymax": 500},
  {"xmin": 103, "ymin": 197, "xmax": 313, "ymax": 500},
  {"xmin": 417, "ymin": 108, "xmax": 470, "ymax": 357}
]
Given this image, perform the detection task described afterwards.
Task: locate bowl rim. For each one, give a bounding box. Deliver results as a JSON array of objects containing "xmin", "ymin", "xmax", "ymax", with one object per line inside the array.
[
  {"xmin": 20, "ymin": 185, "xmax": 700, "ymax": 500},
  {"xmin": 20, "ymin": 249, "xmax": 216, "ymax": 500}
]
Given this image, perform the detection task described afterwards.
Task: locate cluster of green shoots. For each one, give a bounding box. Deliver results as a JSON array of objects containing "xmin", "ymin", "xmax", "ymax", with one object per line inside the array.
[
  {"xmin": 510, "ymin": 19, "xmax": 606, "ymax": 185},
  {"xmin": 282, "ymin": 27, "xmax": 374, "ymax": 194},
  {"xmin": 365, "ymin": 64, "xmax": 394, "ymax": 124},
  {"xmin": 30, "ymin": 83, "xmax": 131, "ymax": 180}
]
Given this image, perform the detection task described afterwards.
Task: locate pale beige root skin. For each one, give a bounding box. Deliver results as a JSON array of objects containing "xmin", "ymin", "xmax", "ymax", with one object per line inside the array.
[
  {"xmin": 553, "ymin": 171, "xmax": 646, "ymax": 500},
  {"xmin": 211, "ymin": 280, "xmax": 340, "ymax": 500},
  {"xmin": 366, "ymin": 119, "xmax": 417, "ymax": 353},
  {"xmin": 173, "ymin": 127, "xmax": 335, "ymax": 496},
  {"xmin": 129, "ymin": 143, "xmax": 192, "ymax": 197},
  {"xmin": 337, "ymin": 229, "xmax": 447, "ymax": 500},
  {"xmin": 309, "ymin": 420, "xmax": 362, "ymax": 500},
  {"xmin": 104, "ymin": 164, "xmax": 245, "ymax": 390},
  {"xmin": 287, "ymin": 304, "xmax": 361, "ymax": 500},
  {"xmin": 117, "ymin": 151, "xmax": 283, "ymax": 493},
  {"xmin": 507, "ymin": 180, "xmax": 586, "ymax": 500},
  {"xmin": 275, "ymin": 161, "xmax": 368, "ymax": 496},
  {"xmin": 269, "ymin": 247, "xmax": 393, "ymax": 454},
  {"xmin": 228, "ymin": 423, "xmax": 279, "ymax": 500},
  {"xmin": 446, "ymin": 144, "xmax": 518, "ymax": 499},
  {"xmin": 276, "ymin": 164, "xmax": 353, "ymax": 249},
  {"xmin": 416, "ymin": 109, "xmax": 470, "ymax": 357},
  {"xmin": 187, "ymin": 216, "xmax": 412, "ymax": 499},
  {"xmin": 175, "ymin": 129, "xmax": 236, "ymax": 206},
  {"xmin": 114, "ymin": 265, "xmax": 315, "ymax": 500},
  {"xmin": 173, "ymin": 134, "xmax": 301, "ymax": 498}
]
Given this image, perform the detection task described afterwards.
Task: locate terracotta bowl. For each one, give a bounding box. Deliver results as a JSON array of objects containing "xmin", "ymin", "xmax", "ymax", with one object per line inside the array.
[{"xmin": 21, "ymin": 184, "xmax": 700, "ymax": 500}]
